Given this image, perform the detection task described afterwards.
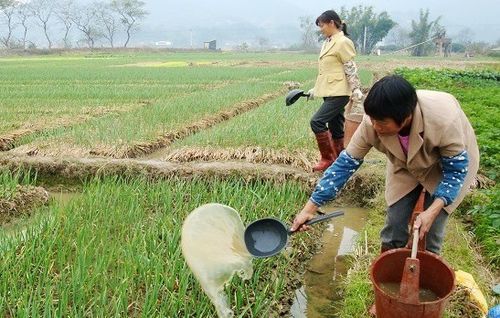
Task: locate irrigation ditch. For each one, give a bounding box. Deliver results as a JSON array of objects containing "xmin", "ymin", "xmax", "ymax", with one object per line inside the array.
[{"xmin": 0, "ymin": 184, "xmax": 49, "ymax": 225}]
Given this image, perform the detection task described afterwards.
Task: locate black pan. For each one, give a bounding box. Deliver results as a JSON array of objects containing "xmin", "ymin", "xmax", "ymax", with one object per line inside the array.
[
  {"xmin": 285, "ymin": 89, "xmax": 310, "ymax": 106},
  {"xmin": 244, "ymin": 211, "xmax": 344, "ymax": 258}
]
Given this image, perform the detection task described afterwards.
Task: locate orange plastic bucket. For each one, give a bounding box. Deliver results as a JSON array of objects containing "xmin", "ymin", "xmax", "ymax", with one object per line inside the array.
[{"xmin": 370, "ymin": 248, "xmax": 455, "ymax": 318}]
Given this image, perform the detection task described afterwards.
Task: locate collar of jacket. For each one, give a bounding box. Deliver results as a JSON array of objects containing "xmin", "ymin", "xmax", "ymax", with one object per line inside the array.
[
  {"xmin": 320, "ymin": 31, "xmax": 344, "ymax": 59},
  {"xmin": 378, "ymin": 102, "xmax": 424, "ymax": 163}
]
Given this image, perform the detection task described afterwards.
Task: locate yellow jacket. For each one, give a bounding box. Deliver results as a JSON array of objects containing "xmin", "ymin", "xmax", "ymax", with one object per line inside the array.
[
  {"xmin": 313, "ymin": 31, "xmax": 356, "ymax": 98},
  {"xmin": 346, "ymin": 90, "xmax": 479, "ymax": 213}
]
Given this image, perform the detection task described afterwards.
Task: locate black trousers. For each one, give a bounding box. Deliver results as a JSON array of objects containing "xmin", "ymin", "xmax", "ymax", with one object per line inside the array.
[{"xmin": 310, "ymin": 96, "xmax": 350, "ymax": 139}]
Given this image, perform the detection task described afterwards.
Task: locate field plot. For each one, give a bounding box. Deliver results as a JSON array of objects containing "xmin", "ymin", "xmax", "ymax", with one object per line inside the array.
[
  {"xmin": 163, "ymin": 69, "xmax": 372, "ymax": 169},
  {"xmin": 0, "ymin": 175, "xmax": 316, "ymax": 317},
  {"xmin": 2, "ymin": 54, "xmax": 316, "ymax": 158},
  {"xmin": 1, "ymin": 53, "xmax": 315, "ymax": 154}
]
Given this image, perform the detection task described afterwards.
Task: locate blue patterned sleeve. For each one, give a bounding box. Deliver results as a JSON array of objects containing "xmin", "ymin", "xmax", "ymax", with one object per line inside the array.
[
  {"xmin": 310, "ymin": 150, "xmax": 363, "ymax": 206},
  {"xmin": 433, "ymin": 150, "xmax": 469, "ymax": 206}
]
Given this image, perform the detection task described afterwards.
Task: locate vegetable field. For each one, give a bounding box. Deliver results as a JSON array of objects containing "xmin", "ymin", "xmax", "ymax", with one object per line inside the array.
[{"xmin": 0, "ymin": 51, "xmax": 498, "ymax": 317}]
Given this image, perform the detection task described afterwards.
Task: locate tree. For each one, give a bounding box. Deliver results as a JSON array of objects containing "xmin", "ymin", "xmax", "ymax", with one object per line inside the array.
[
  {"xmin": 71, "ymin": 3, "xmax": 101, "ymax": 49},
  {"xmin": 238, "ymin": 42, "xmax": 249, "ymax": 52},
  {"xmin": 386, "ymin": 25, "xmax": 410, "ymax": 49},
  {"xmin": 110, "ymin": 0, "xmax": 147, "ymax": 48},
  {"xmin": 408, "ymin": 9, "xmax": 441, "ymax": 56},
  {"xmin": 299, "ymin": 15, "xmax": 317, "ymax": 50},
  {"xmin": 17, "ymin": 2, "xmax": 32, "ymax": 49},
  {"xmin": 55, "ymin": 0, "xmax": 74, "ymax": 48},
  {"xmin": 454, "ymin": 27, "xmax": 474, "ymax": 46},
  {"xmin": 256, "ymin": 36, "xmax": 269, "ymax": 50},
  {"xmin": 29, "ymin": 0, "xmax": 55, "ymax": 49},
  {"xmin": 467, "ymin": 41, "xmax": 491, "ymax": 55},
  {"xmin": 339, "ymin": 5, "xmax": 396, "ymax": 54},
  {"xmin": 95, "ymin": 2, "xmax": 118, "ymax": 48},
  {"xmin": 0, "ymin": 0, "xmax": 18, "ymax": 48}
]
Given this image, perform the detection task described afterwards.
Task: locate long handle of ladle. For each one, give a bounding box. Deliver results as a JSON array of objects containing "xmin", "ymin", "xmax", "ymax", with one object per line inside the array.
[
  {"xmin": 411, "ymin": 229, "xmax": 419, "ymax": 259},
  {"xmin": 305, "ymin": 211, "xmax": 344, "ymax": 226}
]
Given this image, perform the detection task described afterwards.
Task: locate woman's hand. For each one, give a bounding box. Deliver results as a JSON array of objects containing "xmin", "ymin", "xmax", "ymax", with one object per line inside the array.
[
  {"xmin": 290, "ymin": 201, "xmax": 318, "ymax": 232},
  {"xmin": 307, "ymin": 88, "xmax": 315, "ymax": 101},
  {"xmin": 351, "ymin": 88, "xmax": 363, "ymax": 102},
  {"xmin": 413, "ymin": 198, "xmax": 445, "ymax": 240}
]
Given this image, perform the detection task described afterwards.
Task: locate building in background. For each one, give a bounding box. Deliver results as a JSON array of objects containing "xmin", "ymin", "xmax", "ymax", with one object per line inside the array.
[{"xmin": 204, "ymin": 40, "xmax": 217, "ymax": 50}]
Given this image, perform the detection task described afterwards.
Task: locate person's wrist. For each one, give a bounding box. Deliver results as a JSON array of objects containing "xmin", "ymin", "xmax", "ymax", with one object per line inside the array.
[
  {"xmin": 301, "ymin": 207, "xmax": 315, "ymax": 217},
  {"xmin": 424, "ymin": 205, "xmax": 441, "ymax": 220}
]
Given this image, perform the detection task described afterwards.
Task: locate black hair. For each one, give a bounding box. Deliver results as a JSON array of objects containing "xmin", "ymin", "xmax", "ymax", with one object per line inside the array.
[
  {"xmin": 363, "ymin": 75, "xmax": 418, "ymax": 125},
  {"xmin": 315, "ymin": 10, "xmax": 349, "ymax": 36}
]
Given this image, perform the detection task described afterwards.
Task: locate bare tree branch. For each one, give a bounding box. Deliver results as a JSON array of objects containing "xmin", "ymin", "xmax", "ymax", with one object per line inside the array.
[
  {"xmin": 29, "ymin": 0, "xmax": 55, "ymax": 49},
  {"xmin": 299, "ymin": 16, "xmax": 318, "ymax": 50},
  {"xmin": 95, "ymin": 2, "xmax": 118, "ymax": 48},
  {"xmin": 71, "ymin": 3, "xmax": 101, "ymax": 49},
  {"xmin": 110, "ymin": 0, "xmax": 147, "ymax": 47},
  {"xmin": 0, "ymin": 0, "xmax": 18, "ymax": 48},
  {"xmin": 55, "ymin": 0, "xmax": 74, "ymax": 48},
  {"xmin": 16, "ymin": 2, "xmax": 32, "ymax": 49}
]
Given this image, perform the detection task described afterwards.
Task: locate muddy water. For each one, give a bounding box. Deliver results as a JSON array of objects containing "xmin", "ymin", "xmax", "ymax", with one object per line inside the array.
[
  {"xmin": 290, "ymin": 206, "xmax": 368, "ymax": 318},
  {"xmin": 181, "ymin": 203, "xmax": 253, "ymax": 318},
  {"xmin": 379, "ymin": 282, "xmax": 439, "ymax": 302},
  {"xmin": 49, "ymin": 191, "xmax": 82, "ymax": 206}
]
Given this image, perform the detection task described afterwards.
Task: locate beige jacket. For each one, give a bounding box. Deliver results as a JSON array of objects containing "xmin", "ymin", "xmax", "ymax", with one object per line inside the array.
[
  {"xmin": 313, "ymin": 31, "xmax": 356, "ymax": 97},
  {"xmin": 346, "ymin": 90, "xmax": 479, "ymax": 213}
]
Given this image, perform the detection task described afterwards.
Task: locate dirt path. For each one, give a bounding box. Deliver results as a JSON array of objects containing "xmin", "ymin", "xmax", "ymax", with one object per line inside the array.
[
  {"xmin": 0, "ymin": 153, "xmax": 318, "ymax": 188},
  {"xmin": 155, "ymin": 146, "xmax": 316, "ymax": 171}
]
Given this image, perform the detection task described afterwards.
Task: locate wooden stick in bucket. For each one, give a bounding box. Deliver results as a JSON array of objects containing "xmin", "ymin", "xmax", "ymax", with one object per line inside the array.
[{"xmin": 399, "ymin": 228, "xmax": 421, "ymax": 304}]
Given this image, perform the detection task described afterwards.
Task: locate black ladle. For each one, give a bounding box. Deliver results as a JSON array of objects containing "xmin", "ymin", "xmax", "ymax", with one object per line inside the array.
[
  {"xmin": 244, "ymin": 211, "xmax": 344, "ymax": 258},
  {"xmin": 285, "ymin": 89, "xmax": 310, "ymax": 106}
]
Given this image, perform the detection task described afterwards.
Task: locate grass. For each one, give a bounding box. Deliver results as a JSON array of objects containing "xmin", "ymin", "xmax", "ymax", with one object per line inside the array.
[
  {"xmin": 0, "ymin": 169, "xmax": 34, "ymax": 200},
  {"xmin": 173, "ymin": 80, "xmax": 318, "ymax": 152},
  {"xmin": 173, "ymin": 69, "xmax": 373, "ymax": 153},
  {"xmin": 16, "ymin": 80, "xmax": 286, "ymax": 150},
  {"xmin": 4, "ymin": 56, "xmax": 316, "ymax": 154},
  {"xmin": 0, "ymin": 175, "xmax": 316, "ymax": 316},
  {"xmin": 0, "ymin": 52, "xmax": 313, "ymax": 135}
]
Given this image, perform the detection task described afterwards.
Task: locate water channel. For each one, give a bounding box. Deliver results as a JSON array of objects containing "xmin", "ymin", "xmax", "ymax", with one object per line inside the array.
[{"xmin": 290, "ymin": 206, "xmax": 368, "ymax": 318}]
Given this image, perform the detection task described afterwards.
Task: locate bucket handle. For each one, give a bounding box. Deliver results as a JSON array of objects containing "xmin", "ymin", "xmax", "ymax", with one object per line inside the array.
[{"xmin": 407, "ymin": 189, "xmax": 426, "ymax": 251}]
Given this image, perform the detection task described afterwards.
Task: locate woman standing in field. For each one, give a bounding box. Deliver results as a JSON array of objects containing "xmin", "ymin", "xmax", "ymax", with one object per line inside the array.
[{"xmin": 308, "ymin": 10, "xmax": 364, "ymax": 172}]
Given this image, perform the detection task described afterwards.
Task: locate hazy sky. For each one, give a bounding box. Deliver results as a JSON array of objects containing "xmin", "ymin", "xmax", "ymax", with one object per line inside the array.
[{"xmin": 139, "ymin": 0, "xmax": 499, "ymax": 46}]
